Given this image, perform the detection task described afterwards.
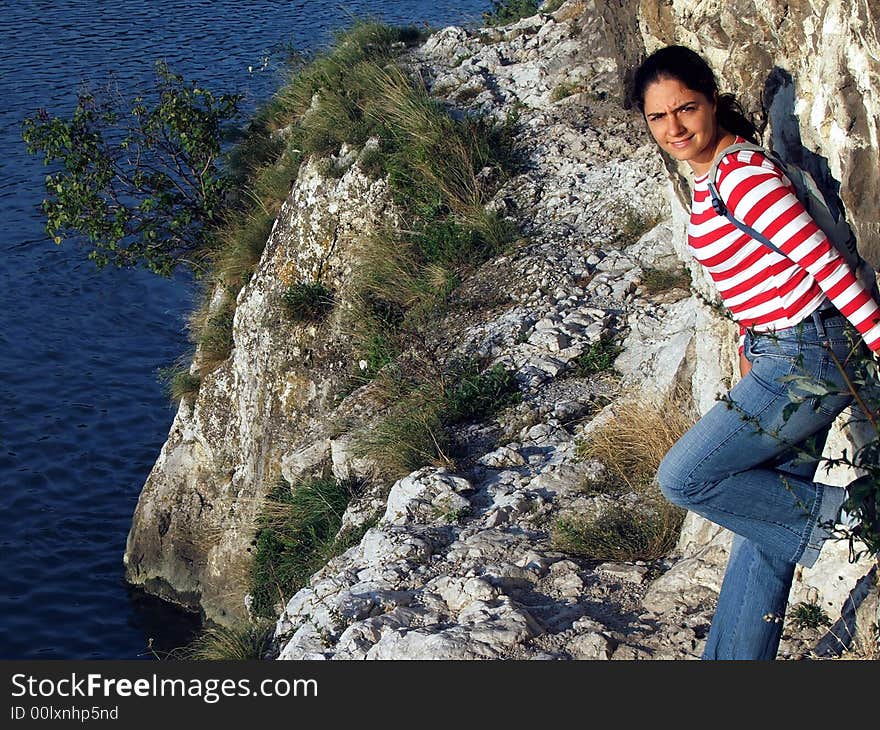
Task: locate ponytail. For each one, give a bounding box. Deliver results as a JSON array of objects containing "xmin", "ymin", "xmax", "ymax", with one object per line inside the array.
[{"xmin": 716, "ymin": 94, "xmax": 760, "ymax": 144}]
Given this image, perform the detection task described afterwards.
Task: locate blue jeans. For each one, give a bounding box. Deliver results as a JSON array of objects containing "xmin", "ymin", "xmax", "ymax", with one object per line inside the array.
[{"xmin": 656, "ymin": 311, "xmax": 858, "ymax": 660}]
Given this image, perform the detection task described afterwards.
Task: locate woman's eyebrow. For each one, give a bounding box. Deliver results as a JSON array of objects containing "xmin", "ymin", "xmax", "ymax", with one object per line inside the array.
[{"xmin": 646, "ymin": 101, "xmax": 698, "ymax": 118}]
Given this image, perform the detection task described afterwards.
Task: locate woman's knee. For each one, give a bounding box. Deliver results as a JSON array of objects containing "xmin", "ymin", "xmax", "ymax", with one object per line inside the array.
[{"xmin": 656, "ymin": 447, "xmax": 696, "ymax": 508}]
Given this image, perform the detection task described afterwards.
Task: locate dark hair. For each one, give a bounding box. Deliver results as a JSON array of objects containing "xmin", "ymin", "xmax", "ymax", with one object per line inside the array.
[{"xmin": 629, "ymin": 45, "xmax": 759, "ymax": 144}]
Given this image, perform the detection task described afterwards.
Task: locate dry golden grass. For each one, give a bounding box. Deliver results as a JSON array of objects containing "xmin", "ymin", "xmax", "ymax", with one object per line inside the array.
[
  {"xmin": 576, "ymin": 390, "xmax": 695, "ymax": 491},
  {"xmin": 553, "ymin": 390, "xmax": 696, "ymax": 562}
]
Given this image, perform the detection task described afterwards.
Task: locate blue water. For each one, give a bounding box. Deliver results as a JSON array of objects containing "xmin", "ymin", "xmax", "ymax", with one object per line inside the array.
[{"xmin": 0, "ymin": 0, "xmax": 489, "ymax": 660}]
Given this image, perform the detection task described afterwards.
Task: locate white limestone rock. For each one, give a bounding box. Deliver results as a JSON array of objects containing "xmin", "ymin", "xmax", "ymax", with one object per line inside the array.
[
  {"xmin": 381, "ymin": 468, "xmax": 472, "ymax": 527},
  {"xmin": 567, "ymin": 632, "xmax": 614, "ymax": 660}
]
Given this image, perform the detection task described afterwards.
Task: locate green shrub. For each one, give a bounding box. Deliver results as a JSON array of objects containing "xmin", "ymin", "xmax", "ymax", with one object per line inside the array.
[
  {"xmin": 282, "ymin": 282, "xmax": 334, "ymax": 322},
  {"xmin": 483, "ymin": 0, "xmax": 540, "ymax": 26},
  {"xmin": 571, "ymin": 336, "xmax": 621, "ymax": 377},
  {"xmin": 250, "ymin": 475, "xmax": 363, "ymax": 618},
  {"xmin": 789, "ymin": 601, "xmax": 832, "ymax": 631},
  {"xmin": 445, "ymin": 362, "xmax": 522, "ymax": 424}
]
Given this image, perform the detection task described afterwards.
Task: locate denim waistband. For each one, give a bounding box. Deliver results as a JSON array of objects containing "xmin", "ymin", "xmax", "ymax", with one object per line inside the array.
[{"xmin": 744, "ymin": 305, "xmax": 849, "ymax": 343}]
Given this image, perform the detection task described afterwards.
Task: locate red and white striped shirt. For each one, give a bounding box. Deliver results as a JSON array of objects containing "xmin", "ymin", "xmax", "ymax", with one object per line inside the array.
[{"xmin": 688, "ymin": 140, "xmax": 880, "ymax": 354}]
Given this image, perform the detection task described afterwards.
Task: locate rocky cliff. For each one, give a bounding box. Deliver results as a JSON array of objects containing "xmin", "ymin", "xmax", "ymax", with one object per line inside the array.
[{"xmin": 124, "ymin": 0, "xmax": 879, "ymax": 658}]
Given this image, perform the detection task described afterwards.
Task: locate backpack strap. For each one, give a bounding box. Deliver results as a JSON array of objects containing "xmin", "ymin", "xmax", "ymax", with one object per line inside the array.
[{"xmin": 706, "ymin": 141, "xmax": 788, "ymax": 258}]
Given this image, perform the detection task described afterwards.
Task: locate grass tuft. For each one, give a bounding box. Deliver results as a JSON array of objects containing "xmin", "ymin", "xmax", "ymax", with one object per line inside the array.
[
  {"xmin": 158, "ymin": 363, "xmax": 202, "ymax": 404},
  {"xmin": 551, "ymin": 500, "xmax": 683, "ymax": 562},
  {"xmin": 444, "ymin": 361, "xmax": 522, "ymax": 424},
  {"xmin": 550, "ymin": 81, "xmax": 586, "ymax": 102},
  {"xmin": 641, "ymin": 265, "xmax": 691, "ymax": 295},
  {"xmin": 282, "ymin": 282, "xmax": 334, "ymax": 322},
  {"xmin": 355, "ymin": 358, "xmax": 521, "ymax": 480},
  {"xmin": 789, "ymin": 601, "xmax": 832, "ymax": 631},
  {"xmin": 249, "ymin": 474, "xmax": 363, "ymax": 618},
  {"xmin": 613, "ymin": 207, "xmax": 661, "ymax": 247},
  {"xmin": 552, "ymin": 393, "xmax": 695, "ymax": 561},
  {"xmin": 177, "ymin": 621, "xmax": 275, "ymax": 660},
  {"xmin": 193, "ymin": 297, "xmax": 236, "ymax": 376},
  {"xmin": 576, "ymin": 393, "xmax": 695, "ymax": 491},
  {"xmin": 571, "ymin": 335, "xmax": 622, "ymax": 377}
]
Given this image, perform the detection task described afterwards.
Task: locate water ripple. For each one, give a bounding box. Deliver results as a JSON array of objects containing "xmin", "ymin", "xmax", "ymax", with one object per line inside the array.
[{"xmin": 0, "ymin": 0, "xmax": 489, "ymax": 659}]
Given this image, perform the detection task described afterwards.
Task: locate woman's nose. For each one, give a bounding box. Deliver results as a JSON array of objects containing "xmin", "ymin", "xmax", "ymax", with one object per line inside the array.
[{"xmin": 668, "ymin": 113, "xmax": 685, "ymax": 136}]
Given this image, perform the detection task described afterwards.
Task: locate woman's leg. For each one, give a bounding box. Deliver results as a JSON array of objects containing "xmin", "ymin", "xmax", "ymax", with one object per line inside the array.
[
  {"xmin": 656, "ymin": 332, "xmax": 852, "ymax": 567},
  {"xmin": 701, "ymin": 534, "xmax": 795, "ymax": 659},
  {"xmin": 701, "ymin": 434, "xmax": 830, "ymax": 660}
]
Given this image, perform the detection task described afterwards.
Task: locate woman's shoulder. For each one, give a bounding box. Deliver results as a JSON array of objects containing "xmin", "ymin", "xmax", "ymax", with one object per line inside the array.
[{"xmin": 715, "ymin": 141, "xmax": 786, "ymax": 188}]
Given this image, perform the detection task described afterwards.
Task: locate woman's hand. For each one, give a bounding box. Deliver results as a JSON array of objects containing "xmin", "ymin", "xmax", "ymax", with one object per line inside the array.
[{"xmin": 739, "ymin": 350, "xmax": 752, "ymax": 378}]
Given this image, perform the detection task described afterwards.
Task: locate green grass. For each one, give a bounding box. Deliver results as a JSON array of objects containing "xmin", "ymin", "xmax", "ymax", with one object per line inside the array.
[
  {"xmin": 789, "ymin": 601, "xmax": 832, "ymax": 631},
  {"xmin": 550, "ymin": 81, "xmax": 585, "ymax": 102},
  {"xmin": 282, "ymin": 282, "xmax": 334, "ymax": 322},
  {"xmin": 177, "ymin": 621, "xmax": 275, "ymax": 660},
  {"xmin": 356, "ymin": 397, "xmax": 453, "ymax": 479},
  {"xmin": 158, "ymin": 363, "xmax": 202, "ymax": 404},
  {"xmin": 249, "ymin": 474, "xmax": 363, "ymax": 618},
  {"xmin": 193, "ymin": 297, "xmax": 236, "ymax": 376},
  {"xmin": 357, "ymin": 144, "xmax": 387, "ymax": 180},
  {"xmin": 444, "ymin": 361, "xmax": 522, "ymax": 424},
  {"xmin": 641, "ymin": 266, "xmax": 691, "ymax": 295},
  {"xmin": 551, "ymin": 499, "xmax": 682, "ymax": 562},
  {"xmin": 355, "ymin": 359, "xmax": 521, "ymax": 480},
  {"xmin": 183, "ymin": 21, "xmax": 429, "ymax": 377},
  {"xmin": 571, "ymin": 336, "xmax": 621, "ymax": 377},
  {"xmin": 613, "ymin": 207, "xmax": 661, "ymax": 247},
  {"xmin": 184, "ymin": 20, "xmax": 520, "ymax": 383}
]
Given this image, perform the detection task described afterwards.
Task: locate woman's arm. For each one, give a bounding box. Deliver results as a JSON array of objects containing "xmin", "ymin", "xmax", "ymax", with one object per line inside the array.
[
  {"xmin": 739, "ymin": 349, "xmax": 752, "ymax": 377},
  {"xmin": 717, "ymin": 154, "xmax": 880, "ymax": 353}
]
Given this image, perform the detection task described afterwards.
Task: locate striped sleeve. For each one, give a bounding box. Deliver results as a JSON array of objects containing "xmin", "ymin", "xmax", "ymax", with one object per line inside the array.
[{"xmin": 718, "ymin": 157, "xmax": 880, "ymax": 352}]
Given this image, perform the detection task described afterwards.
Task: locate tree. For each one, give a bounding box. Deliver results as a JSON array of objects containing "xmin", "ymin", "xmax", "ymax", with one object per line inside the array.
[{"xmin": 22, "ymin": 61, "xmax": 241, "ymax": 277}]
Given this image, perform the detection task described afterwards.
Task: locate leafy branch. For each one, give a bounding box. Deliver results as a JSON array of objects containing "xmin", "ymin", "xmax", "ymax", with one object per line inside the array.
[{"xmin": 21, "ymin": 60, "xmax": 242, "ymax": 277}]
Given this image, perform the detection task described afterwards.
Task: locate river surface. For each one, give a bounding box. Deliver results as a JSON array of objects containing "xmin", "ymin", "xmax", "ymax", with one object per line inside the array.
[{"xmin": 0, "ymin": 0, "xmax": 489, "ymax": 660}]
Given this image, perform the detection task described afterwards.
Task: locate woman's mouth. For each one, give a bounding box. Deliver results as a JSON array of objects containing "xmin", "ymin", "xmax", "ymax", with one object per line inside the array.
[{"xmin": 669, "ymin": 137, "xmax": 692, "ymax": 149}]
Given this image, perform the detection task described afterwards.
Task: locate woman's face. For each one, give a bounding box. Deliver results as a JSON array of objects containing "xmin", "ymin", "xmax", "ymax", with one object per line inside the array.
[{"xmin": 642, "ymin": 76, "xmax": 721, "ymax": 174}]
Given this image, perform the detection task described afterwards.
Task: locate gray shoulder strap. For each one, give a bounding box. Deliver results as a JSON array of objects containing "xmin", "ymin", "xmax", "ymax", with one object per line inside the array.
[
  {"xmin": 705, "ymin": 141, "xmax": 787, "ymax": 258},
  {"xmin": 707, "ymin": 141, "xmax": 768, "ymax": 189}
]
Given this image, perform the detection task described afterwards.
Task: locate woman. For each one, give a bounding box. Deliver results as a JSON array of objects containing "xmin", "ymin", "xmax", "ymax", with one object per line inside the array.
[{"xmin": 629, "ymin": 46, "xmax": 880, "ymax": 660}]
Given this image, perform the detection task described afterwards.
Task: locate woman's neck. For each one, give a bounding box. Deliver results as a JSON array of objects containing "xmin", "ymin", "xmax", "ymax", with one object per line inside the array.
[{"xmin": 689, "ymin": 129, "xmax": 738, "ymax": 177}]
